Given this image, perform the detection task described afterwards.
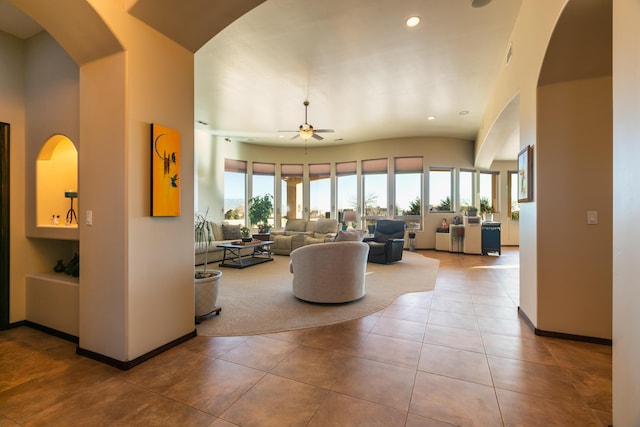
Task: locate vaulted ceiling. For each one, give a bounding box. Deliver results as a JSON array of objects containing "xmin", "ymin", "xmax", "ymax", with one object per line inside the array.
[{"xmin": 2, "ymin": 0, "xmax": 523, "ymax": 160}]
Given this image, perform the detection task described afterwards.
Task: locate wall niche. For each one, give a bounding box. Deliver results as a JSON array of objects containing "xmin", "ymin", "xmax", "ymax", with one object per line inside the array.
[{"xmin": 30, "ymin": 134, "xmax": 79, "ymax": 240}]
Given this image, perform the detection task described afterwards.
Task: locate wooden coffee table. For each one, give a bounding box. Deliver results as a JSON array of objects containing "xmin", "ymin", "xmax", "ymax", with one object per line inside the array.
[{"xmin": 218, "ymin": 240, "xmax": 274, "ymax": 269}]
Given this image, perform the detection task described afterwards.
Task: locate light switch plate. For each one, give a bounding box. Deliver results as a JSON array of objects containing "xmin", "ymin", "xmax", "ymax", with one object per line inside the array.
[
  {"xmin": 587, "ymin": 211, "xmax": 598, "ymax": 225},
  {"xmin": 86, "ymin": 210, "xmax": 93, "ymax": 226}
]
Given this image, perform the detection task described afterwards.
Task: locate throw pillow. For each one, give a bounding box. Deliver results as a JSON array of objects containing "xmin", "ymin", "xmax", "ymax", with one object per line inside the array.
[
  {"xmin": 222, "ymin": 224, "xmax": 242, "ymax": 240},
  {"xmin": 211, "ymin": 221, "xmax": 224, "ymax": 241},
  {"xmin": 333, "ymin": 229, "xmax": 366, "ymax": 242}
]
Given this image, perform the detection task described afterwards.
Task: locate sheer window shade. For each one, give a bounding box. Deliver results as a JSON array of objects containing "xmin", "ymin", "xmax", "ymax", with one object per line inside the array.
[
  {"xmin": 281, "ymin": 164, "xmax": 303, "ymax": 177},
  {"xmin": 252, "ymin": 162, "xmax": 275, "ymax": 175},
  {"xmin": 309, "ymin": 163, "xmax": 330, "ymax": 178},
  {"xmin": 336, "ymin": 161, "xmax": 357, "ymax": 176},
  {"xmin": 224, "ymin": 159, "xmax": 247, "ymax": 173},
  {"xmin": 395, "ymin": 156, "xmax": 423, "ymax": 173},
  {"xmin": 361, "ymin": 158, "xmax": 387, "ymax": 174}
]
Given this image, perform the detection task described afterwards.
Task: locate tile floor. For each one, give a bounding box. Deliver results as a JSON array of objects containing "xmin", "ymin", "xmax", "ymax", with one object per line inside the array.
[{"xmin": 0, "ymin": 248, "xmax": 612, "ymax": 426}]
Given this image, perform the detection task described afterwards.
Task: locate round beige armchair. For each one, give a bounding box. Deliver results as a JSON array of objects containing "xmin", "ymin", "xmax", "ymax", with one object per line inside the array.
[{"xmin": 289, "ymin": 241, "xmax": 370, "ymax": 303}]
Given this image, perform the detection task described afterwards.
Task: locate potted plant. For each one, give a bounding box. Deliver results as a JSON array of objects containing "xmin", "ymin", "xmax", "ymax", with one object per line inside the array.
[
  {"xmin": 241, "ymin": 226, "xmax": 252, "ymax": 242},
  {"xmin": 248, "ymin": 194, "xmax": 273, "ymax": 233},
  {"xmin": 194, "ymin": 208, "xmax": 222, "ymax": 322},
  {"xmin": 460, "ymin": 205, "xmax": 477, "ymax": 217},
  {"xmin": 480, "ymin": 197, "xmax": 494, "ymax": 221}
]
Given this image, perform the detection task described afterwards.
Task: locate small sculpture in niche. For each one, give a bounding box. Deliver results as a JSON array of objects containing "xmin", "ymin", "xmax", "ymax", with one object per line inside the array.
[
  {"xmin": 53, "ymin": 259, "xmax": 65, "ymax": 273},
  {"xmin": 51, "ymin": 214, "xmax": 60, "ymax": 225},
  {"xmin": 64, "ymin": 253, "xmax": 79, "ymax": 277}
]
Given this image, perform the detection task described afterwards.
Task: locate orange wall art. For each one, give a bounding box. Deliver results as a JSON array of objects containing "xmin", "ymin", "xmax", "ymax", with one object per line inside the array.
[{"xmin": 151, "ymin": 123, "xmax": 181, "ymax": 216}]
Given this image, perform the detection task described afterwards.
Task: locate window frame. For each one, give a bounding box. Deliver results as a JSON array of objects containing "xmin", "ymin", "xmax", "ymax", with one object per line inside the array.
[{"xmin": 428, "ymin": 167, "xmax": 454, "ymax": 213}]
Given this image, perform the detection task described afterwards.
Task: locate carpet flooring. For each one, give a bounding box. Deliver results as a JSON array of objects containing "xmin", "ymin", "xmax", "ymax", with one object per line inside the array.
[{"xmin": 196, "ymin": 250, "xmax": 439, "ymax": 336}]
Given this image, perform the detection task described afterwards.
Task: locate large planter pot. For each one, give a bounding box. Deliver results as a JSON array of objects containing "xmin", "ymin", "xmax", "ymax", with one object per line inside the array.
[{"xmin": 195, "ymin": 269, "xmax": 222, "ymax": 322}]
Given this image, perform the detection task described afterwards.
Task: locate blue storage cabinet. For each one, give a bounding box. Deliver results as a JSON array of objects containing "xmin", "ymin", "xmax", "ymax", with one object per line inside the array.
[{"xmin": 481, "ymin": 222, "xmax": 501, "ymax": 255}]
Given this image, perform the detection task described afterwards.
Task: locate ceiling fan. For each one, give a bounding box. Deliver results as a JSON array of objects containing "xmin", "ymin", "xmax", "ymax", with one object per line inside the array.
[{"xmin": 279, "ymin": 101, "xmax": 334, "ymax": 141}]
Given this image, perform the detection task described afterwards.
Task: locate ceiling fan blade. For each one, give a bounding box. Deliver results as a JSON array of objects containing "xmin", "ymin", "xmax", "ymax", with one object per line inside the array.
[
  {"xmin": 290, "ymin": 134, "xmax": 300, "ymax": 140},
  {"xmin": 312, "ymin": 133, "xmax": 324, "ymax": 140},
  {"xmin": 278, "ymin": 130, "xmax": 298, "ymax": 133},
  {"xmin": 313, "ymin": 129, "xmax": 334, "ymax": 133}
]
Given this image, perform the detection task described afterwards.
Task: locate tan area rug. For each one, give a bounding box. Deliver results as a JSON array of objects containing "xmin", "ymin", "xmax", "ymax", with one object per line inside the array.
[{"xmin": 196, "ymin": 250, "xmax": 439, "ymax": 337}]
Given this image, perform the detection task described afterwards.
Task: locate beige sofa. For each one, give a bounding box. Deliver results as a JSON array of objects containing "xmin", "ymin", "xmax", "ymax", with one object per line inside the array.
[
  {"xmin": 269, "ymin": 218, "xmax": 339, "ymax": 255},
  {"xmin": 289, "ymin": 241, "xmax": 370, "ymax": 303},
  {"xmin": 195, "ymin": 221, "xmax": 254, "ymax": 266}
]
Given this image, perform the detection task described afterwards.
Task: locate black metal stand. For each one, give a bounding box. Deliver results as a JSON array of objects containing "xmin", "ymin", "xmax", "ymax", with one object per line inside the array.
[{"xmin": 65, "ymin": 196, "xmax": 77, "ymax": 225}]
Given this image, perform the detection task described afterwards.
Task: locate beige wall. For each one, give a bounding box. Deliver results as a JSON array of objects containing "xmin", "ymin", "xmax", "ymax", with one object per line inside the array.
[
  {"xmin": 75, "ymin": 2, "xmax": 196, "ymax": 360},
  {"xmin": 1, "ymin": 31, "xmax": 79, "ymax": 322},
  {"xmin": 504, "ymin": 0, "xmax": 567, "ymax": 325},
  {"xmin": 537, "ymin": 76, "xmax": 612, "ymax": 339},
  {"xmin": 612, "ymin": 0, "xmax": 640, "ymax": 424},
  {"xmin": 1, "ymin": 31, "xmax": 28, "ymax": 322},
  {"xmin": 3, "ymin": 2, "xmax": 196, "ymax": 362}
]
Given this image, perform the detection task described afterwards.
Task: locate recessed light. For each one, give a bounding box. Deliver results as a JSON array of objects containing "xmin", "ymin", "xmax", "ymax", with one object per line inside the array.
[
  {"xmin": 459, "ymin": 110, "xmax": 470, "ymax": 115},
  {"xmin": 406, "ymin": 16, "xmax": 421, "ymax": 27},
  {"xmin": 427, "ymin": 116, "xmax": 436, "ymax": 120},
  {"xmin": 471, "ymin": 0, "xmax": 492, "ymax": 8}
]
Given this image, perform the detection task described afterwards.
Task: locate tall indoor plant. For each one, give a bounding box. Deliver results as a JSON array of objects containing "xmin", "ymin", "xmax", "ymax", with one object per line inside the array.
[
  {"xmin": 194, "ymin": 208, "xmax": 222, "ymax": 321},
  {"xmin": 248, "ymin": 193, "xmax": 273, "ymax": 233}
]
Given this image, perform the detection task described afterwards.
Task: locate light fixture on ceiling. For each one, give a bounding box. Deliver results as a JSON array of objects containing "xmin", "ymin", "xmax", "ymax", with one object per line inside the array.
[
  {"xmin": 459, "ymin": 110, "xmax": 470, "ymax": 115},
  {"xmin": 427, "ymin": 116, "xmax": 436, "ymax": 121},
  {"xmin": 298, "ymin": 124, "xmax": 314, "ymax": 141},
  {"xmin": 471, "ymin": 0, "xmax": 492, "ymax": 8},
  {"xmin": 406, "ymin": 16, "xmax": 421, "ymax": 27},
  {"xmin": 278, "ymin": 101, "xmax": 334, "ymax": 141}
]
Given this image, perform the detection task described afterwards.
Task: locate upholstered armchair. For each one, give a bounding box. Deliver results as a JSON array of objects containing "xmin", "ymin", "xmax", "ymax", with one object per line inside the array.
[
  {"xmin": 289, "ymin": 241, "xmax": 370, "ymax": 303},
  {"xmin": 364, "ymin": 219, "xmax": 406, "ymax": 264}
]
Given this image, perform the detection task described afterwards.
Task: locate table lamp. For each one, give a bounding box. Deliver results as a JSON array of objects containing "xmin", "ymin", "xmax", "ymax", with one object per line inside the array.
[{"xmin": 343, "ymin": 210, "xmax": 357, "ymax": 230}]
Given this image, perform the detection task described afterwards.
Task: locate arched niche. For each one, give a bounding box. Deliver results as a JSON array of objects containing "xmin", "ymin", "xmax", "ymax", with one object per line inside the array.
[{"xmin": 36, "ymin": 134, "xmax": 78, "ymax": 229}]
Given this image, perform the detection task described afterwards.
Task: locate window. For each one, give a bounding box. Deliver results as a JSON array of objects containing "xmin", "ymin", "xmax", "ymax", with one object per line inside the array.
[
  {"xmin": 362, "ymin": 158, "xmax": 388, "ymax": 231},
  {"xmin": 508, "ymin": 170, "xmax": 520, "ymax": 220},
  {"xmin": 479, "ymin": 171, "xmax": 498, "ymax": 213},
  {"xmin": 252, "ymin": 162, "xmax": 275, "ymax": 225},
  {"xmin": 394, "ymin": 157, "xmax": 422, "ymax": 230},
  {"xmin": 429, "ymin": 168, "xmax": 453, "ymax": 212},
  {"xmin": 459, "ymin": 169, "xmax": 474, "ymax": 210},
  {"xmin": 280, "ymin": 164, "xmax": 303, "ymax": 226},
  {"xmin": 309, "ymin": 163, "xmax": 331, "ymax": 221},
  {"xmin": 336, "ymin": 161, "xmax": 357, "ymax": 226},
  {"xmin": 224, "ymin": 159, "xmax": 246, "ymax": 224}
]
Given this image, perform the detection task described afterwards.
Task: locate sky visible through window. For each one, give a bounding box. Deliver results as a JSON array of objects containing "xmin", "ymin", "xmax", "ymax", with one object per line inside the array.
[{"xmin": 225, "ymin": 169, "xmax": 488, "ymax": 218}]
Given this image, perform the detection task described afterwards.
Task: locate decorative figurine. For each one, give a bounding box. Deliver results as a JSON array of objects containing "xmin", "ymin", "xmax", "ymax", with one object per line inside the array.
[
  {"xmin": 441, "ymin": 218, "xmax": 449, "ymax": 230},
  {"xmin": 53, "ymin": 259, "xmax": 65, "ymax": 273}
]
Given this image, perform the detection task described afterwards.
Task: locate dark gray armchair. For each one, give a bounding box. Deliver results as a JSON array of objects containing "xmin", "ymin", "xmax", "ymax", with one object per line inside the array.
[{"xmin": 364, "ymin": 220, "xmax": 406, "ymax": 264}]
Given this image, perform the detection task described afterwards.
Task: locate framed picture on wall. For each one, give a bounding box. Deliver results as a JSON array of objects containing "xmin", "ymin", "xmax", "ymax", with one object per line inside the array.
[
  {"xmin": 517, "ymin": 145, "xmax": 533, "ymax": 203},
  {"xmin": 150, "ymin": 123, "xmax": 181, "ymax": 216}
]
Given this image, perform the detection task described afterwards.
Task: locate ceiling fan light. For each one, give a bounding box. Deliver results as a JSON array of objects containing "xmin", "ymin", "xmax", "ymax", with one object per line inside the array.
[{"xmin": 299, "ymin": 123, "xmax": 314, "ymax": 141}]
